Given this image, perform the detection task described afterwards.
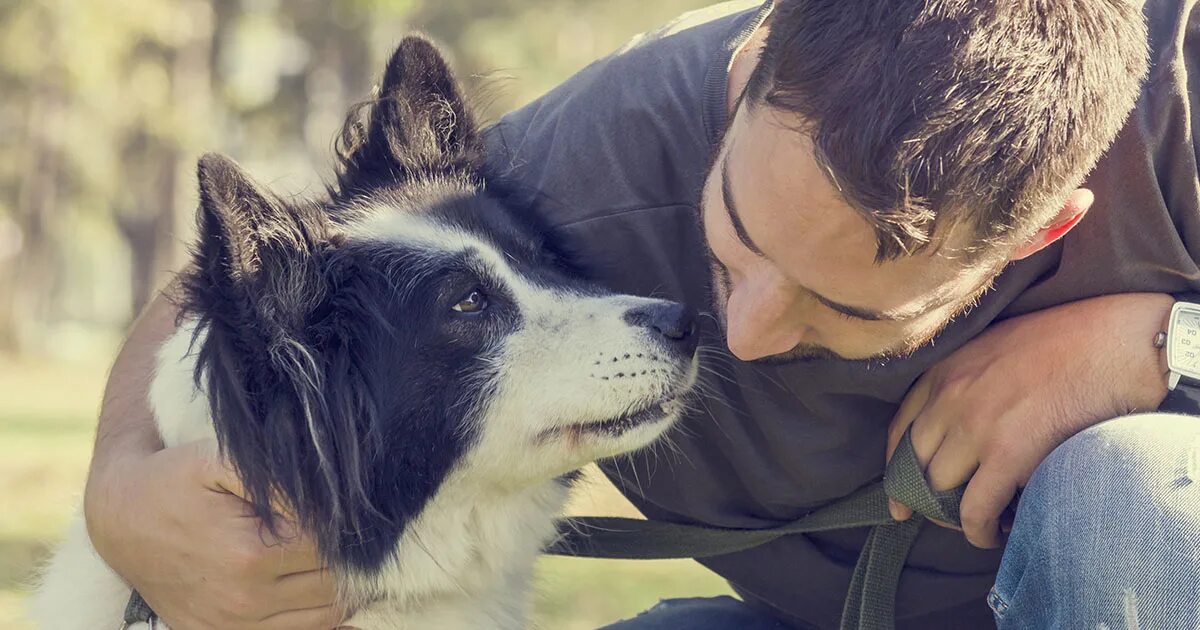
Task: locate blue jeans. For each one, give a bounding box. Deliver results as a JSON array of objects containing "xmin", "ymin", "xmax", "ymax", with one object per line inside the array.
[{"xmin": 601, "ymin": 413, "xmax": 1200, "ymax": 629}]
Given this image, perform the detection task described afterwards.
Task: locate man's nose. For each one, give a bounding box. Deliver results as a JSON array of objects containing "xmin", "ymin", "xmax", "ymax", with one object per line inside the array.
[{"xmin": 724, "ymin": 283, "xmax": 805, "ymax": 361}]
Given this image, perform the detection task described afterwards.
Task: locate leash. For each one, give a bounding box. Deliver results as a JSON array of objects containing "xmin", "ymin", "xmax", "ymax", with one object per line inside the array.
[
  {"xmin": 124, "ymin": 427, "xmax": 954, "ymax": 630},
  {"xmin": 545, "ymin": 426, "xmax": 963, "ymax": 630},
  {"xmin": 122, "ymin": 589, "xmax": 157, "ymax": 628}
]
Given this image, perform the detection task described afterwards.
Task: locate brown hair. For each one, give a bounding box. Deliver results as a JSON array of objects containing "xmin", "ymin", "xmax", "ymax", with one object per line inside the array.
[{"xmin": 746, "ymin": 0, "xmax": 1149, "ymax": 261}]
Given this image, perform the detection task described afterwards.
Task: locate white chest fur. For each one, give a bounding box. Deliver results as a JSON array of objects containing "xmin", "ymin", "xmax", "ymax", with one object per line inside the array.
[{"xmin": 149, "ymin": 321, "xmax": 219, "ymax": 448}]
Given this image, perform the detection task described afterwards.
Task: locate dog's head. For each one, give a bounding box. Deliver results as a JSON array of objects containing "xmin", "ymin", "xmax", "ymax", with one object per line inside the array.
[{"xmin": 181, "ymin": 37, "xmax": 699, "ymax": 575}]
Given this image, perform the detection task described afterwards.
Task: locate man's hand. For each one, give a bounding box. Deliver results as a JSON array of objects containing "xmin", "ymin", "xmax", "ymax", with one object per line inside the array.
[
  {"xmin": 86, "ymin": 440, "xmax": 342, "ymax": 630},
  {"xmin": 82, "ymin": 292, "xmax": 341, "ymax": 629},
  {"xmin": 886, "ymin": 293, "xmax": 1173, "ymax": 549}
]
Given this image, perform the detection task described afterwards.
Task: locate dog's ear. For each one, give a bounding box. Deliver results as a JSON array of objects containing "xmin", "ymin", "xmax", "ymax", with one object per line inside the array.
[
  {"xmin": 186, "ymin": 154, "xmax": 344, "ymax": 548},
  {"xmin": 197, "ymin": 153, "xmax": 287, "ymax": 283},
  {"xmin": 190, "ymin": 153, "xmax": 329, "ymax": 331},
  {"xmin": 336, "ymin": 36, "xmax": 483, "ymax": 195}
]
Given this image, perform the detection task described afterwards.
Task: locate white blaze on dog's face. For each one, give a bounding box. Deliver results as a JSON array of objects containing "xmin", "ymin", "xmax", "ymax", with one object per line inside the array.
[{"xmin": 347, "ymin": 205, "xmax": 700, "ymax": 488}]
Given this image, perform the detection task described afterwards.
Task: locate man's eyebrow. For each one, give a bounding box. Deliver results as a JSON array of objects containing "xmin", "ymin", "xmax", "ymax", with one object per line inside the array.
[
  {"xmin": 720, "ymin": 155, "xmax": 767, "ymax": 258},
  {"xmin": 718, "ymin": 148, "xmax": 932, "ymax": 323},
  {"xmin": 809, "ymin": 291, "xmax": 913, "ymax": 322}
]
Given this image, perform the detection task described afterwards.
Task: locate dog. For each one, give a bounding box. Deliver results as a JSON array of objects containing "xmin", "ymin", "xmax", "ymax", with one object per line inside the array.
[{"xmin": 31, "ymin": 36, "xmax": 699, "ymax": 629}]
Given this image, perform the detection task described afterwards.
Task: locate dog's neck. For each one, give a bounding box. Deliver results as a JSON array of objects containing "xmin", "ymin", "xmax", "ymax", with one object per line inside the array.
[{"xmin": 342, "ymin": 471, "xmax": 569, "ymax": 629}]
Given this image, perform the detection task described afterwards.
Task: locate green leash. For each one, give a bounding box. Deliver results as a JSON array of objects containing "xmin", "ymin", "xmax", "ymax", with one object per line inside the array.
[
  {"xmin": 125, "ymin": 428, "xmax": 955, "ymax": 630},
  {"xmin": 545, "ymin": 427, "xmax": 963, "ymax": 630}
]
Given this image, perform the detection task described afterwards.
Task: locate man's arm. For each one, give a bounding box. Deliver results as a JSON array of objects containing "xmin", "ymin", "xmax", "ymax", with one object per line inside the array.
[
  {"xmin": 886, "ymin": 292, "xmax": 1172, "ymax": 548},
  {"xmin": 82, "ymin": 289, "xmax": 341, "ymax": 630},
  {"xmin": 86, "ymin": 292, "xmax": 175, "ymax": 514}
]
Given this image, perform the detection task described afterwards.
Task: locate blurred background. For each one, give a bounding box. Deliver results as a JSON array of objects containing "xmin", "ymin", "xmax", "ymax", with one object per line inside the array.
[{"xmin": 0, "ymin": 0, "xmax": 734, "ymax": 627}]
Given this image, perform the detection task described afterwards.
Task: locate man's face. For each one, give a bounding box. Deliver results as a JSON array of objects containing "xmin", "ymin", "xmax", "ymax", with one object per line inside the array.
[{"xmin": 700, "ymin": 103, "xmax": 1002, "ymax": 363}]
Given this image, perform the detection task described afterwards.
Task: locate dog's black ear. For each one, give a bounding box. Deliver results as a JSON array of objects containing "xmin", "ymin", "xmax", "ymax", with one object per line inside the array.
[
  {"xmin": 336, "ymin": 36, "xmax": 483, "ymax": 195},
  {"xmin": 186, "ymin": 154, "xmax": 345, "ymax": 550},
  {"xmin": 197, "ymin": 153, "xmax": 286, "ymax": 283},
  {"xmin": 191, "ymin": 153, "xmax": 329, "ymax": 331}
]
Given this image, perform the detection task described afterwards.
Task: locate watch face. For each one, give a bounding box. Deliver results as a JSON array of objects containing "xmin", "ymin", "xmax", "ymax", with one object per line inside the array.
[{"xmin": 1170, "ymin": 306, "xmax": 1200, "ymax": 377}]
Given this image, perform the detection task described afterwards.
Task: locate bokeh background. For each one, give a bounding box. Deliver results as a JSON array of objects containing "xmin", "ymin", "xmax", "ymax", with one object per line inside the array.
[{"xmin": 0, "ymin": 0, "xmax": 735, "ymax": 627}]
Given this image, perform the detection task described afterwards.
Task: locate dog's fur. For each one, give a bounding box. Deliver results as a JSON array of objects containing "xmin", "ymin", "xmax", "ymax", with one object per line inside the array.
[{"xmin": 31, "ymin": 37, "xmax": 699, "ymax": 629}]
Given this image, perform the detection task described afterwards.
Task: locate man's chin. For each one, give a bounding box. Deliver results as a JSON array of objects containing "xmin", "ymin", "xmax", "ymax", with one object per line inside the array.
[
  {"xmin": 743, "ymin": 342, "xmax": 924, "ymax": 366},
  {"xmin": 746, "ymin": 334, "xmax": 931, "ymax": 365}
]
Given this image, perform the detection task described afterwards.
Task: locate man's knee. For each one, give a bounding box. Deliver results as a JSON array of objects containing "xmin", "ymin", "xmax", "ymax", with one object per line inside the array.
[
  {"xmin": 991, "ymin": 413, "xmax": 1200, "ymax": 627},
  {"xmin": 1027, "ymin": 413, "xmax": 1200, "ymax": 512}
]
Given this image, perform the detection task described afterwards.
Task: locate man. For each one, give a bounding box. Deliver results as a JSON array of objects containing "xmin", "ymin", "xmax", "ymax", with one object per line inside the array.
[{"xmin": 83, "ymin": 0, "xmax": 1200, "ymax": 628}]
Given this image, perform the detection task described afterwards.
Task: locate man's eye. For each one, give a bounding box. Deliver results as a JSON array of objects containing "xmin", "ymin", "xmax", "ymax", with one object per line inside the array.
[
  {"xmin": 832, "ymin": 308, "xmax": 857, "ymax": 321},
  {"xmin": 452, "ymin": 290, "xmax": 488, "ymax": 314}
]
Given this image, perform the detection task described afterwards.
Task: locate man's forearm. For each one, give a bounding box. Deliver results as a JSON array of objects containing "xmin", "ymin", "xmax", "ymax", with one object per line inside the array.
[
  {"xmin": 84, "ymin": 289, "xmax": 179, "ymax": 538},
  {"xmin": 1061, "ymin": 292, "xmax": 1172, "ymax": 414},
  {"xmin": 93, "ymin": 290, "xmax": 178, "ymax": 452},
  {"xmin": 1121, "ymin": 292, "xmax": 1172, "ymax": 411}
]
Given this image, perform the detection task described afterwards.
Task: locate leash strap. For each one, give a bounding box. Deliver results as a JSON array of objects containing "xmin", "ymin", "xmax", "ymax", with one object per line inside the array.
[
  {"xmin": 122, "ymin": 589, "xmax": 156, "ymax": 628},
  {"xmin": 546, "ymin": 427, "xmax": 964, "ymax": 630},
  {"xmin": 122, "ymin": 428, "xmax": 956, "ymax": 630}
]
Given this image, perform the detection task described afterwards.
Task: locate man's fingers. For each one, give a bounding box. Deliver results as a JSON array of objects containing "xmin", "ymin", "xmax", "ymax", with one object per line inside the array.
[
  {"xmin": 887, "ymin": 374, "xmax": 934, "ymax": 460},
  {"xmin": 924, "ymin": 428, "xmax": 979, "ymax": 493},
  {"xmin": 917, "ymin": 429, "xmax": 979, "ymax": 531},
  {"xmin": 908, "ymin": 415, "xmax": 948, "ymax": 470},
  {"xmin": 253, "ymin": 526, "xmax": 326, "ymax": 577},
  {"xmin": 960, "ymin": 466, "xmax": 1018, "ymax": 549},
  {"xmin": 925, "ymin": 516, "xmax": 961, "ymax": 531},
  {"xmin": 258, "ymin": 604, "xmax": 345, "ymax": 630},
  {"xmin": 890, "ymin": 425, "xmax": 959, "ymax": 522},
  {"xmin": 174, "ymin": 438, "xmax": 249, "ymax": 498},
  {"xmin": 888, "ymin": 498, "xmax": 913, "ymax": 522},
  {"xmin": 888, "ymin": 374, "xmax": 936, "ymax": 522},
  {"xmin": 213, "ymin": 470, "xmax": 249, "ymax": 499},
  {"xmin": 274, "ymin": 568, "xmax": 338, "ymax": 612}
]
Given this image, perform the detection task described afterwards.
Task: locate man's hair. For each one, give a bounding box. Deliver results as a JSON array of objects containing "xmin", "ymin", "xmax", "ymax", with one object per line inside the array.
[{"xmin": 746, "ymin": 0, "xmax": 1149, "ymax": 261}]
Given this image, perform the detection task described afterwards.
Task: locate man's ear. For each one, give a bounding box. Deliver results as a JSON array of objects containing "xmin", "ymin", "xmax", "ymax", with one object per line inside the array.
[
  {"xmin": 336, "ymin": 36, "xmax": 483, "ymax": 195},
  {"xmin": 1010, "ymin": 188, "xmax": 1094, "ymax": 261}
]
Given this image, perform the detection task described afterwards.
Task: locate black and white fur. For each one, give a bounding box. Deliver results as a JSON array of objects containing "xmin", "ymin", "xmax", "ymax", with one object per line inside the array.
[{"xmin": 32, "ymin": 37, "xmax": 699, "ymax": 629}]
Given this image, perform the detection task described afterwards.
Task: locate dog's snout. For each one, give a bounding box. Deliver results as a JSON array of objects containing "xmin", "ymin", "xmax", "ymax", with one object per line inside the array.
[{"xmin": 623, "ymin": 302, "xmax": 699, "ymax": 358}]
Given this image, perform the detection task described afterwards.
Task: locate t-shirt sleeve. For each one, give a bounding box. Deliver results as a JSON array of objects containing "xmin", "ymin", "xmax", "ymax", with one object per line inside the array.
[{"xmin": 1001, "ymin": 0, "xmax": 1200, "ymax": 316}]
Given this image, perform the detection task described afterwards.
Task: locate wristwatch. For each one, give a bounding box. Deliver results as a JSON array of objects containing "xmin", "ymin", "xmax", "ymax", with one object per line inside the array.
[{"xmin": 1160, "ymin": 296, "xmax": 1200, "ymax": 414}]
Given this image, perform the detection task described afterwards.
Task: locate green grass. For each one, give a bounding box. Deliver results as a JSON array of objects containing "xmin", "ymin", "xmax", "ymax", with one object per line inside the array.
[{"xmin": 0, "ymin": 354, "xmax": 730, "ymax": 629}]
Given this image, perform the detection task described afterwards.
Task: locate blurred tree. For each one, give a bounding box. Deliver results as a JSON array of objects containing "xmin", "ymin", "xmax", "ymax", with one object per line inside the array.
[
  {"xmin": 407, "ymin": 0, "xmax": 713, "ymax": 121},
  {"xmin": 0, "ymin": 0, "xmax": 707, "ymax": 357}
]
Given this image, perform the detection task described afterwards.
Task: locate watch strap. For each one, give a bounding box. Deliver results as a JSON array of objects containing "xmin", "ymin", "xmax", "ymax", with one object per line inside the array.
[{"xmin": 1160, "ymin": 379, "xmax": 1200, "ymax": 415}]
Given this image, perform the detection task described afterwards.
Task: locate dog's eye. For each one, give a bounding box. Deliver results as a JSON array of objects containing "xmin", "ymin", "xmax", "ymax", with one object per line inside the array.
[{"xmin": 452, "ymin": 289, "xmax": 488, "ymax": 314}]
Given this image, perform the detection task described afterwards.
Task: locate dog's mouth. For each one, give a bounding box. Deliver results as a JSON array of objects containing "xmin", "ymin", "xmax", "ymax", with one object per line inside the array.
[
  {"xmin": 541, "ymin": 395, "xmax": 681, "ymax": 443},
  {"xmin": 580, "ymin": 397, "xmax": 677, "ymax": 436}
]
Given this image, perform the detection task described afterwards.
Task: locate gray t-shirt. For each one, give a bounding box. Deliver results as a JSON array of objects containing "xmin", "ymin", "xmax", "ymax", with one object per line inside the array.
[{"xmin": 484, "ymin": 1, "xmax": 1200, "ymax": 627}]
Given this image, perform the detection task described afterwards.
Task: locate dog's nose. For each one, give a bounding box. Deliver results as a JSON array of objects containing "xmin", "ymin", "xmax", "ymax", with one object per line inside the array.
[{"xmin": 623, "ymin": 301, "xmax": 699, "ymax": 358}]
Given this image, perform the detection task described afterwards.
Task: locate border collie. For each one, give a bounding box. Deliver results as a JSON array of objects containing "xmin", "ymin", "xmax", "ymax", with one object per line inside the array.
[{"xmin": 32, "ymin": 37, "xmax": 699, "ymax": 629}]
